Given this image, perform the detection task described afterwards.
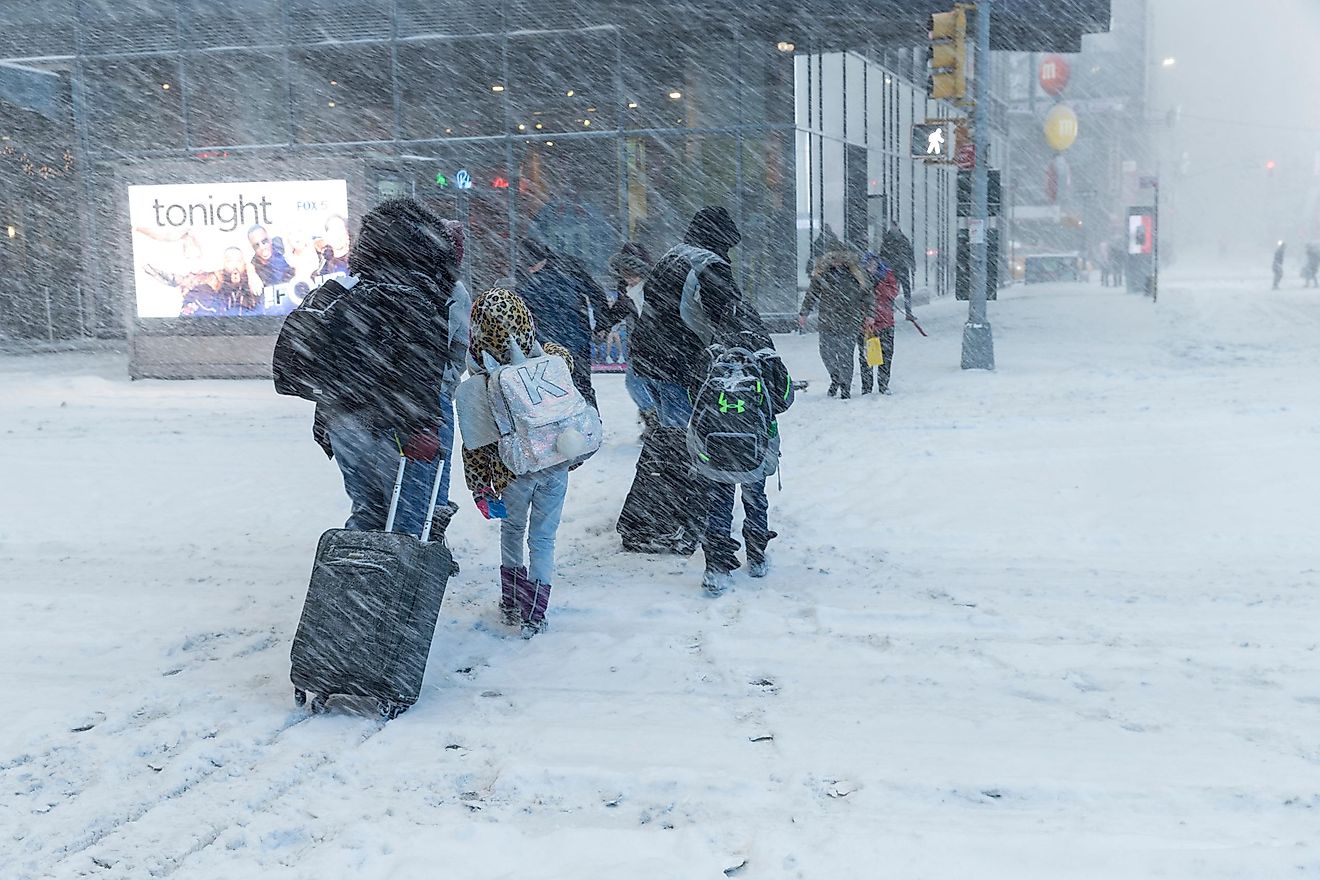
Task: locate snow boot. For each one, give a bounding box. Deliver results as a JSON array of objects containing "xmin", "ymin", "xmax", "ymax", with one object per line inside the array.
[
  {"xmin": 522, "ymin": 581, "xmax": 552, "ymax": 638},
  {"xmin": 499, "ymin": 566, "xmax": 525, "ymax": 626},
  {"xmin": 745, "ymin": 529, "xmax": 776, "ymax": 579},
  {"xmin": 827, "ymin": 382, "xmax": 839, "ymax": 398},
  {"xmin": 702, "ymin": 569, "xmax": 734, "ymax": 596}
]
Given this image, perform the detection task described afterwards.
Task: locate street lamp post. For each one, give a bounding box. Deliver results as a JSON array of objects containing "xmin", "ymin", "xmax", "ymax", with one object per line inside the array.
[{"xmin": 961, "ymin": 0, "xmax": 994, "ymax": 370}]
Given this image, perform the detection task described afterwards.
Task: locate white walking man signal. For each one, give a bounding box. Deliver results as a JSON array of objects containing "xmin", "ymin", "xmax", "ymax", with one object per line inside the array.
[{"xmin": 927, "ymin": 127, "xmax": 946, "ymax": 155}]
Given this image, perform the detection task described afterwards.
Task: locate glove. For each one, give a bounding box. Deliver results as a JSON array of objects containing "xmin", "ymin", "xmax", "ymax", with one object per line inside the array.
[
  {"xmin": 797, "ymin": 314, "xmax": 808, "ymax": 330},
  {"xmin": 402, "ymin": 429, "xmax": 442, "ymax": 462},
  {"xmin": 474, "ymin": 489, "xmax": 507, "ymax": 520},
  {"xmin": 861, "ymin": 319, "xmax": 875, "ymax": 335}
]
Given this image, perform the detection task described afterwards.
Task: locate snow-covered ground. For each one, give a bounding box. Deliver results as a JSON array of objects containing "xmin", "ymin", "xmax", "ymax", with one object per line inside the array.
[{"xmin": 3, "ymin": 271, "xmax": 1319, "ymax": 879}]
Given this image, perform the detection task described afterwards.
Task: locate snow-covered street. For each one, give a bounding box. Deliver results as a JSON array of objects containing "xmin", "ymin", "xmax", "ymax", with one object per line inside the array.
[{"xmin": 3, "ymin": 273, "xmax": 1319, "ymax": 879}]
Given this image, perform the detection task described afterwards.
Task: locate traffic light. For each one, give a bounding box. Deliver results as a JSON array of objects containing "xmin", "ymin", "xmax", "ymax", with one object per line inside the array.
[
  {"xmin": 927, "ymin": 8, "xmax": 968, "ymax": 102},
  {"xmin": 1265, "ymin": 159, "xmax": 1277, "ymax": 176}
]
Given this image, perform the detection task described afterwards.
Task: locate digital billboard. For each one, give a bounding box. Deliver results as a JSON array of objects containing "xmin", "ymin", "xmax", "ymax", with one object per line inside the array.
[{"xmin": 128, "ymin": 179, "xmax": 349, "ymax": 319}]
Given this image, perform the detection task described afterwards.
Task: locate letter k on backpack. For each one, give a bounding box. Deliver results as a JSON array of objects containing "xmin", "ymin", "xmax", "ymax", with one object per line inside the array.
[{"xmin": 487, "ymin": 341, "xmax": 603, "ymax": 474}]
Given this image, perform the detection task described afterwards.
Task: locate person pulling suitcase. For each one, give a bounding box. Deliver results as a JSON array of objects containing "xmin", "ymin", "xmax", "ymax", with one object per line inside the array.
[{"xmin": 272, "ymin": 197, "xmax": 465, "ymax": 716}]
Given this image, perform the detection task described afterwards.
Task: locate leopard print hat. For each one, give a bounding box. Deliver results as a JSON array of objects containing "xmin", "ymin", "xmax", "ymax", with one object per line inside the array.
[{"xmin": 470, "ymin": 287, "xmax": 536, "ymax": 366}]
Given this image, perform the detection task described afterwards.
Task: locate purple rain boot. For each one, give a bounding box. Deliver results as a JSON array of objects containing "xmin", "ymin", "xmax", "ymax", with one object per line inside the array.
[
  {"xmin": 521, "ymin": 581, "xmax": 552, "ymax": 639},
  {"xmin": 499, "ymin": 566, "xmax": 524, "ymax": 626},
  {"xmin": 513, "ymin": 569, "xmax": 538, "ymax": 632}
]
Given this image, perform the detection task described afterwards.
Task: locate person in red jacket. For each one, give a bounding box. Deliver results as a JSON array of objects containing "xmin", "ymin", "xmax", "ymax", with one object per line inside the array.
[{"xmin": 859, "ymin": 251, "xmax": 906, "ymax": 395}]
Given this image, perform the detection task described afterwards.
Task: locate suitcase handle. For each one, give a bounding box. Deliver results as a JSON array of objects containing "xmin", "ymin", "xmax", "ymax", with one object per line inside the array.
[{"xmin": 384, "ymin": 452, "xmax": 448, "ymax": 542}]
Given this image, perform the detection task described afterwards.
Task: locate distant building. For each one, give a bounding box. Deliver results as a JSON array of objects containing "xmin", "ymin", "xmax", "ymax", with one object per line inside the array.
[{"xmin": 0, "ymin": 0, "xmax": 1110, "ymax": 346}]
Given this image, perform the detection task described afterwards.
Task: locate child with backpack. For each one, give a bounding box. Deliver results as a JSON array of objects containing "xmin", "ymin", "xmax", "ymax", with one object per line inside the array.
[
  {"xmin": 688, "ymin": 321, "xmax": 796, "ymax": 595},
  {"xmin": 458, "ymin": 287, "xmax": 602, "ymax": 637}
]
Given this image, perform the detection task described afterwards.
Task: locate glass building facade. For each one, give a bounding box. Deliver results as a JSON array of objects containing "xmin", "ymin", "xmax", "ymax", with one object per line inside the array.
[{"xmin": 0, "ymin": 0, "xmax": 1014, "ymax": 340}]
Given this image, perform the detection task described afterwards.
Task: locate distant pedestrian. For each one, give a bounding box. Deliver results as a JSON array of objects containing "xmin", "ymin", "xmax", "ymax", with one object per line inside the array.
[
  {"xmin": 799, "ymin": 244, "xmax": 869, "ymax": 399},
  {"xmin": 1098, "ymin": 241, "xmax": 1112, "ymax": 287},
  {"xmin": 879, "ymin": 219, "xmax": 916, "ymax": 316},
  {"xmin": 517, "ymin": 239, "xmax": 612, "ymax": 410},
  {"xmin": 859, "ymin": 251, "xmax": 904, "ymax": 396},
  {"xmin": 1111, "ymin": 236, "xmax": 1126, "ymax": 288},
  {"xmin": 606, "ymin": 243, "xmax": 657, "ymax": 434},
  {"xmin": 1303, "ymin": 243, "xmax": 1319, "ymax": 288},
  {"xmin": 1273, "ymin": 241, "xmax": 1287, "ymax": 290}
]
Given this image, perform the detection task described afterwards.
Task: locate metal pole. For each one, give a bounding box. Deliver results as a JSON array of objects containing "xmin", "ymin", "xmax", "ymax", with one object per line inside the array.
[
  {"xmin": 961, "ymin": 0, "xmax": 995, "ymax": 370},
  {"xmin": 1152, "ymin": 179, "xmax": 1160, "ymax": 302}
]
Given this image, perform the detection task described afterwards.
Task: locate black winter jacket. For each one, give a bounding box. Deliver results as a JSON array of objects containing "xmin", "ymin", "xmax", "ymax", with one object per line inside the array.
[{"xmin": 630, "ymin": 207, "xmax": 751, "ymax": 391}]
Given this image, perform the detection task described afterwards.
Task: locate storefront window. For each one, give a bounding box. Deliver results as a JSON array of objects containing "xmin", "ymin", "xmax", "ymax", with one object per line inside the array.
[
  {"xmin": 739, "ymin": 133, "xmax": 796, "ymax": 315},
  {"xmin": 286, "ymin": 0, "xmax": 391, "ymax": 42},
  {"xmin": 741, "ymin": 40, "xmax": 795, "ymax": 127},
  {"xmin": 186, "ymin": 1, "xmax": 282, "ymax": 50},
  {"xmin": 188, "ymin": 50, "xmax": 291, "ymax": 147},
  {"xmin": 508, "ymin": 29, "xmax": 618, "ymax": 136},
  {"xmin": 397, "ymin": 37, "xmax": 505, "ymax": 139},
  {"xmin": 516, "ymin": 137, "xmax": 619, "ymax": 279},
  {"xmin": 84, "ymin": 57, "xmax": 186, "ymax": 152},
  {"xmin": 289, "ymin": 45, "xmax": 392, "ymax": 143}
]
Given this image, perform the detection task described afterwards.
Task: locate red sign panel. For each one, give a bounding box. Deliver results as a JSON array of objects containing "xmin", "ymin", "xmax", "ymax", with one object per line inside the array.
[{"xmin": 1039, "ymin": 54, "xmax": 1071, "ymax": 97}]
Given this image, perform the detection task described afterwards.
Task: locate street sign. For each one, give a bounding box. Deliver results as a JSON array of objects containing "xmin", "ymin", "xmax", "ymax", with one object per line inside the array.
[
  {"xmin": 956, "ymin": 141, "xmax": 976, "ymax": 170},
  {"xmin": 967, "ymin": 218, "xmax": 986, "ymax": 245},
  {"xmin": 912, "ymin": 123, "xmax": 953, "ymax": 160}
]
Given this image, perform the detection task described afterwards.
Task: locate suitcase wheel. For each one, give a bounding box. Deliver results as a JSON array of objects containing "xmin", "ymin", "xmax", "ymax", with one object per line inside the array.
[
  {"xmin": 293, "ymin": 688, "xmax": 307, "ymax": 707},
  {"xmin": 379, "ymin": 701, "xmax": 409, "ymax": 721},
  {"xmin": 310, "ymin": 694, "xmax": 329, "ymax": 715}
]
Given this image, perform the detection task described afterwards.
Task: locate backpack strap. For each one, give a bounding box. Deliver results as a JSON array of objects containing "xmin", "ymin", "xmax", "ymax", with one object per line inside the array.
[{"xmin": 668, "ymin": 244, "xmax": 727, "ymax": 344}]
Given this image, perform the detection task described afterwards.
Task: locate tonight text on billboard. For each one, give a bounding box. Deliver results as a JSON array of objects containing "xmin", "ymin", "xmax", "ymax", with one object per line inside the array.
[{"xmin": 149, "ymin": 195, "xmax": 274, "ymax": 233}]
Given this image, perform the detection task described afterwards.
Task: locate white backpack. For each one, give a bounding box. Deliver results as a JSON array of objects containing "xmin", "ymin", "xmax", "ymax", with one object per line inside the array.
[{"xmin": 482, "ymin": 340, "xmax": 602, "ymax": 475}]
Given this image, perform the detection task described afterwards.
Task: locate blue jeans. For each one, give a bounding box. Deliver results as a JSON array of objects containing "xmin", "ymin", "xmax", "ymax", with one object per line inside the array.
[
  {"xmin": 625, "ymin": 367, "xmax": 656, "ymax": 415},
  {"xmin": 500, "ymin": 464, "xmax": 570, "ymax": 584},
  {"xmin": 634, "ymin": 377, "xmax": 693, "ymax": 429},
  {"xmin": 706, "ymin": 479, "xmax": 770, "ymax": 569},
  {"xmin": 437, "ymin": 391, "xmax": 455, "ymax": 506},
  {"xmin": 328, "ymin": 414, "xmax": 443, "ymax": 538}
]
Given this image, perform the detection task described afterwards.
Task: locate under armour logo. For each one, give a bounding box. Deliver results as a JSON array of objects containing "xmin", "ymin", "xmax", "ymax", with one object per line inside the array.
[
  {"xmin": 718, "ymin": 392, "xmax": 746, "ymax": 414},
  {"xmin": 517, "ymin": 361, "xmax": 569, "ymax": 404}
]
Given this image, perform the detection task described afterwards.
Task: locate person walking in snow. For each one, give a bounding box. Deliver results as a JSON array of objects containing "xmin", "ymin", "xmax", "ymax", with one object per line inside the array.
[
  {"xmin": 623, "ymin": 206, "xmax": 764, "ymax": 584},
  {"xmin": 308, "ymin": 197, "xmax": 460, "ymax": 537},
  {"xmin": 425, "ymin": 219, "xmax": 473, "ymax": 540},
  {"xmin": 1303, "ymin": 243, "xmax": 1319, "ymax": 289},
  {"xmin": 1273, "ymin": 241, "xmax": 1287, "ymax": 290},
  {"xmin": 462, "ymin": 287, "xmax": 579, "ymax": 637},
  {"xmin": 607, "ymin": 242, "xmax": 658, "ymax": 435},
  {"xmin": 692, "ymin": 317, "xmax": 796, "ymax": 594},
  {"xmin": 517, "ymin": 238, "xmax": 612, "ymax": 411},
  {"xmin": 858, "ymin": 251, "xmax": 904, "ymax": 396},
  {"xmin": 799, "ymin": 243, "xmax": 870, "ymax": 398},
  {"xmin": 879, "ymin": 219, "xmax": 916, "ymax": 315}
]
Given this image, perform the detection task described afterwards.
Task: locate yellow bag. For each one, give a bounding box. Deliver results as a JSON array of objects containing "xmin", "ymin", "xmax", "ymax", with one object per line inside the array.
[{"xmin": 865, "ymin": 335, "xmax": 885, "ymax": 367}]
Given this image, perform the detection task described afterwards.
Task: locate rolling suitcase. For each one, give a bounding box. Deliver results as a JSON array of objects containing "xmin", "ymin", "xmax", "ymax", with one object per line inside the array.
[
  {"xmin": 617, "ymin": 427, "xmax": 705, "ymax": 555},
  {"xmin": 290, "ymin": 453, "xmax": 456, "ymax": 719}
]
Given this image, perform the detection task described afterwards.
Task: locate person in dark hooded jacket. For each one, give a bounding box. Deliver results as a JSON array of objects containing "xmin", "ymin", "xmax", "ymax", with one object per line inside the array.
[
  {"xmin": 630, "ymin": 206, "xmax": 751, "ymax": 408},
  {"xmin": 312, "ymin": 197, "xmax": 460, "ymax": 537}
]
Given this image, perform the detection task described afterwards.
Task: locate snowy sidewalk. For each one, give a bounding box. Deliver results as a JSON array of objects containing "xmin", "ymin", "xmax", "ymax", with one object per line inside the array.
[{"xmin": 2, "ymin": 275, "xmax": 1318, "ymax": 879}]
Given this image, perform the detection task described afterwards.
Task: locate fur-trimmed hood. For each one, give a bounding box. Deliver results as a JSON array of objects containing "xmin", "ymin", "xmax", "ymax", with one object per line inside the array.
[{"xmin": 812, "ymin": 249, "xmax": 868, "ymax": 288}]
